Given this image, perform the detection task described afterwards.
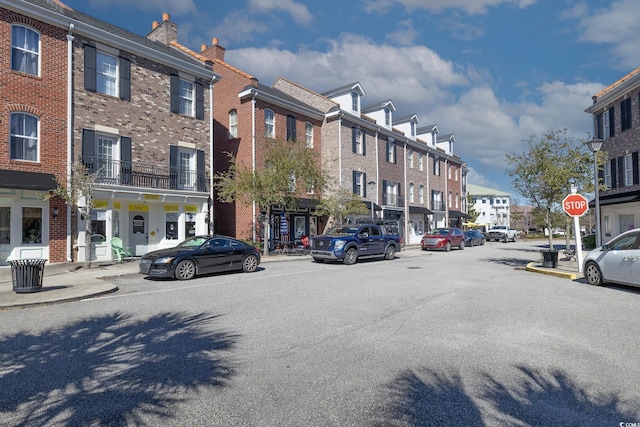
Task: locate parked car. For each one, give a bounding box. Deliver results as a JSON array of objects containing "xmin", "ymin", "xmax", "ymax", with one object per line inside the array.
[
  {"xmin": 139, "ymin": 235, "xmax": 260, "ymax": 280},
  {"xmin": 463, "ymin": 230, "xmax": 485, "ymax": 247},
  {"xmin": 421, "ymin": 228, "xmax": 465, "ymax": 251},
  {"xmin": 583, "ymin": 229, "xmax": 640, "ymax": 287}
]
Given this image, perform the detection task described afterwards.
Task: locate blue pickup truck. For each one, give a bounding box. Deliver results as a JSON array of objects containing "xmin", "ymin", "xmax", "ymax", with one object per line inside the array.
[{"xmin": 309, "ymin": 223, "xmax": 401, "ymax": 265}]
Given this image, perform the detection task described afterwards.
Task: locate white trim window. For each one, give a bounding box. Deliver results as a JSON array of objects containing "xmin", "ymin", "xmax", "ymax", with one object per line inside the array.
[
  {"xmin": 353, "ymin": 171, "xmax": 364, "ymax": 197},
  {"xmin": 178, "ymin": 78, "xmax": 195, "ymax": 116},
  {"xmin": 408, "ymin": 149, "xmax": 413, "ymax": 169},
  {"xmin": 625, "ymin": 154, "xmax": 633, "ymax": 186},
  {"xmin": 96, "ymin": 51, "xmax": 118, "ymax": 96},
  {"xmin": 604, "ymin": 161, "xmax": 611, "ymax": 189},
  {"xmin": 351, "ymin": 92, "xmax": 359, "ymax": 112},
  {"xmin": 179, "ymin": 148, "xmax": 196, "ymax": 190},
  {"xmin": 229, "ymin": 109, "xmax": 238, "ymax": 138},
  {"xmin": 96, "ymin": 135, "xmax": 117, "ymax": 181},
  {"xmin": 305, "ymin": 122, "xmax": 313, "ymax": 148},
  {"xmin": 354, "ymin": 128, "xmax": 363, "ymax": 154},
  {"xmin": 419, "ymin": 185, "xmax": 424, "ymax": 204},
  {"xmin": 409, "ymin": 183, "xmax": 414, "ymax": 203},
  {"xmin": 384, "ymin": 108, "xmax": 391, "ymax": 126},
  {"xmin": 10, "ymin": 112, "xmax": 39, "ymax": 162},
  {"xmin": 265, "ymin": 109, "xmax": 275, "ymax": 138},
  {"xmin": 418, "ymin": 153, "xmax": 424, "ymax": 171},
  {"xmin": 11, "ymin": 25, "xmax": 40, "ymax": 76}
]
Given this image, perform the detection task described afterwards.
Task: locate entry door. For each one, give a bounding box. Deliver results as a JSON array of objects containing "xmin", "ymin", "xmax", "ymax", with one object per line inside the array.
[{"xmin": 130, "ymin": 213, "xmax": 148, "ymax": 256}]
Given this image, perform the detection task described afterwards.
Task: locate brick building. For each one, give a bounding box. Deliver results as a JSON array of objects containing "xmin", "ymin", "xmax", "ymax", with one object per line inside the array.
[
  {"xmin": 585, "ymin": 68, "xmax": 640, "ymax": 240},
  {"xmin": 0, "ymin": 0, "xmax": 69, "ymax": 264}
]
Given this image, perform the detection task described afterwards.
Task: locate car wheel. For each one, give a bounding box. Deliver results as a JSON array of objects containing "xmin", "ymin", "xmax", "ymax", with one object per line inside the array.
[
  {"xmin": 469, "ymin": 240, "xmax": 474, "ymax": 247},
  {"xmin": 242, "ymin": 254, "xmax": 258, "ymax": 272},
  {"xmin": 444, "ymin": 242, "xmax": 451, "ymax": 252},
  {"xmin": 384, "ymin": 245, "xmax": 396, "ymax": 260},
  {"xmin": 503, "ymin": 236, "xmax": 508, "ymax": 243},
  {"xmin": 481, "ymin": 239, "xmax": 485, "ymax": 246},
  {"xmin": 175, "ymin": 260, "xmax": 196, "ymax": 280},
  {"xmin": 459, "ymin": 240, "xmax": 465, "ymax": 250},
  {"xmin": 343, "ymin": 247, "xmax": 358, "ymax": 265},
  {"xmin": 585, "ymin": 261, "xmax": 604, "ymax": 286},
  {"xmin": 512, "ymin": 235, "xmax": 517, "ymax": 242}
]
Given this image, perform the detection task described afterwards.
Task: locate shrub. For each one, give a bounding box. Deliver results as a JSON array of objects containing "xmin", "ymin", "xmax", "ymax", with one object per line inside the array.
[{"xmin": 582, "ymin": 234, "xmax": 596, "ymax": 249}]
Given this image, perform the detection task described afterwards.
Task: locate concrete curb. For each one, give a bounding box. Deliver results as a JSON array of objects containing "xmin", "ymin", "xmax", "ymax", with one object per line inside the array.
[{"xmin": 525, "ymin": 262, "xmax": 578, "ymax": 280}]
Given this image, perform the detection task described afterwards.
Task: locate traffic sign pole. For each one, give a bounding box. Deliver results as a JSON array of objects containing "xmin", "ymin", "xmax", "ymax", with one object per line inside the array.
[{"xmin": 565, "ymin": 189, "xmax": 585, "ymax": 272}]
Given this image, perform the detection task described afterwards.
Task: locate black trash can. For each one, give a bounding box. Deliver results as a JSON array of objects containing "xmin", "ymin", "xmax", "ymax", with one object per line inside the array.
[
  {"xmin": 9, "ymin": 259, "xmax": 47, "ymax": 293},
  {"xmin": 541, "ymin": 249, "xmax": 559, "ymax": 268}
]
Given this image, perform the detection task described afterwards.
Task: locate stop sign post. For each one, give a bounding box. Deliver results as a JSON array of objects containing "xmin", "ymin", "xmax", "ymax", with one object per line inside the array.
[
  {"xmin": 562, "ymin": 193, "xmax": 589, "ymax": 217},
  {"xmin": 562, "ymin": 191, "xmax": 588, "ymax": 272}
]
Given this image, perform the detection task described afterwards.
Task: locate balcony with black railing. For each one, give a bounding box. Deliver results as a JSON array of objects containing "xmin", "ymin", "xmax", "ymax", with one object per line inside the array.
[
  {"xmin": 382, "ymin": 193, "xmax": 404, "ymax": 207},
  {"xmin": 81, "ymin": 156, "xmax": 208, "ymax": 192},
  {"xmin": 431, "ymin": 200, "xmax": 446, "ymax": 211}
]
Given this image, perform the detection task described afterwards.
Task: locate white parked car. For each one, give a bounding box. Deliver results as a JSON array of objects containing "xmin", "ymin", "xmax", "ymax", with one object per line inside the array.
[{"xmin": 583, "ymin": 229, "xmax": 640, "ymax": 287}]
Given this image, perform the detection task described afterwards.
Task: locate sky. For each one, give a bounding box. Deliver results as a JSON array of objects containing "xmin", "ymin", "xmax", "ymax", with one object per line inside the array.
[{"xmin": 59, "ymin": 0, "xmax": 640, "ymax": 197}]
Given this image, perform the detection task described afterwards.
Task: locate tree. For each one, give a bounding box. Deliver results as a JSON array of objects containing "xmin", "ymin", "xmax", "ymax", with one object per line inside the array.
[
  {"xmin": 465, "ymin": 194, "xmax": 480, "ymax": 223},
  {"xmin": 42, "ymin": 162, "xmax": 101, "ymax": 269},
  {"xmin": 214, "ymin": 138, "xmax": 327, "ymax": 256},
  {"xmin": 315, "ymin": 187, "xmax": 369, "ymax": 232},
  {"xmin": 505, "ymin": 130, "xmax": 596, "ymax": 249}
]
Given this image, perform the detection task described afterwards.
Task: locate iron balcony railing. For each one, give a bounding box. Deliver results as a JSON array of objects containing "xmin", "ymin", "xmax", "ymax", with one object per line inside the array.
[
  {"xmin": 81, "ymin": 156, "xmax": 208, "ymax": 192},
  {"xmin": 382, "ymin": 194, "xmax": 404, "ymax": 207},
  {"xmin": 431, "ymin": 200, "xmax": 446, "ymax": 211}
]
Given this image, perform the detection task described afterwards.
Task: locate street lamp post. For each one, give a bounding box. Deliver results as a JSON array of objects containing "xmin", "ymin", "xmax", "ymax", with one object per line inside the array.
[
  {"xmin": 587, "ymin": 138, "xmax": 603, "ymax": 247},
  {"xmin": 368, "ymin": 181, "xmax": 376, "ymax": 220}
]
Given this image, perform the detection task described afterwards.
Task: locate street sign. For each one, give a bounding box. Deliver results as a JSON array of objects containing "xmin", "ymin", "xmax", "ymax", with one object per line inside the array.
[{"xmin": 562, "ymin": 193, "xmax": 589, "ymax": 217}]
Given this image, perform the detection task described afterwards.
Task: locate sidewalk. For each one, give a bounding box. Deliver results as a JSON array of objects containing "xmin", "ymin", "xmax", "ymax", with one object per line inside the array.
[{"xmin": 0, "ymin": 245, "xmax": 582, "ymax": 309}]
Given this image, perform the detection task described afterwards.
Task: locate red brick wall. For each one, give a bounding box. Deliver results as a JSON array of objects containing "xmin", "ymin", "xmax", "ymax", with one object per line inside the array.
[{"xmin": 0, "ymin": 9, "xmax": 68, "ymax": 262}]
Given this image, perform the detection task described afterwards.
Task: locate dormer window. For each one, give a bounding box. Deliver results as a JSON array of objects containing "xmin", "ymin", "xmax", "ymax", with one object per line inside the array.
[
  {"xmin": 410, "ymin": 121, "xmax": 416, "ymax": 137},
  {"xmin": 384, "ymin": 108, "xmax": 390, "ymax": 126},
  {"xmin": 351, "ymin": 92, "xmax": 359, "ymax": 112}
]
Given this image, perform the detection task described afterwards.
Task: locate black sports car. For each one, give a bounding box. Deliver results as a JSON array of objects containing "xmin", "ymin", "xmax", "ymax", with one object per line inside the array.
[{"xmin": 139, "ymin": 235, "xmax": 260, "ymax": 280}]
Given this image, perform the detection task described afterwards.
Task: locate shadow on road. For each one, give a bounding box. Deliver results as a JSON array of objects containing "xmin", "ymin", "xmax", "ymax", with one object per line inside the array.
[
  {"xmin": 482, "ymin": 257, "xmax": 531, "ymax": 268},
  {"xmin": 373, "ymin": 365, "xmax": 638, "ymax": 425},
  {"xmin": 0, "ymin": 312, "xmax": 238, "ymax": 425}
]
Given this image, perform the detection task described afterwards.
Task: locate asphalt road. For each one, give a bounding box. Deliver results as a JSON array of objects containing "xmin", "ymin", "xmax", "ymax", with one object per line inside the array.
[{"xmin": 1, "ymin": 240, "xmax": 639, "ymax": 426}]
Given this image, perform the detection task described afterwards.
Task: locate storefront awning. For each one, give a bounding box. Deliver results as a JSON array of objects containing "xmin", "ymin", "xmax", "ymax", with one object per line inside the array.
[
  {"xmin": 409, "ymin": 206, "xmax": 433, "ymax": 215},
  {"xmin": 0, "ymin": 169, "xmax": 57, "ymax": 191},
  {"xmin": 363, "ymin": 201, "xmax": 382, "ymax": 212},
  {"xmin": 298, "ymin": 198, "xmax": 320, "ymax": 209},
  {"xmin": 449, "ymin": 210, "xmax": 471, "ymax": 219},
  {"xmin": 589, "ymin": 194, "xmax": 640, "ymax": 207}
]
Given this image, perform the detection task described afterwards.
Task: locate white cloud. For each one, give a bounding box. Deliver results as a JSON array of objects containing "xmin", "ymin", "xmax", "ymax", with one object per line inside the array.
[
  {"xmin": 208, "ymin": 12, "xmax": 272, "ymax": 45},
  {"xmin": 570, "ymin": 0, "xmax": 640, "ymax": 69},
  {"xmin": 86, "ymin": 0, "xmax": 196, "ymax": 15},
  {"xmin": 372, "ymin": 0, "xmax": 536, "ymax": 15},
  {"xmin": 248, "ymin": 0, "xmax": 313, "ymax": 25},
  {"xmin": 386, "ymin": 20, "xmax": 419, "ymax": 46},
  {"xmin": 225, "ymin": 33, "xmax": 598, "ymax": 191}
]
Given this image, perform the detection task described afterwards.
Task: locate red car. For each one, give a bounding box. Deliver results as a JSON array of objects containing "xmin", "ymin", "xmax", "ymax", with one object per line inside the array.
[{"xmin": 421, "ymin": 228, "xmax": 465, "ymax": 251}]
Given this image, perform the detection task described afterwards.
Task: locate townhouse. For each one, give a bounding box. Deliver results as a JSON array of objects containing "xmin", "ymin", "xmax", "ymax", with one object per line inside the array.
[
  {"xmin": 197, "ymin": 38, "xmax": 325, "ymax": 249},
  {"xmin": 274, "ymin": 79, "xmax": 468, "ymax": 244},
  {"xmin": 466, "ymin": 183, "xmax": 512, "ymax": 231},
  {"xmin": 585, "ymin": 68, "xmax": 640, "ymax": 240},
  {"xmin": 2, "ymin": 1, "xmax": 219, "ymax": 264},
  {"xmin": 1, "ymin": 0, "xmax": 68, "ymax": 264}
]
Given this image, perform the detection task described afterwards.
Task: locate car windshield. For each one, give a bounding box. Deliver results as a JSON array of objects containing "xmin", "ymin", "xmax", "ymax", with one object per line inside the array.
[
  {"xmin": 328, "ymin": 226, "xmax": 360, "ymax": 235},
  {"xmin": 177, "ymin": 236, "xmax": 208, "ymax": 248},
  {"xmin": 432, "ymin": 228, "xmax": 450, "ymax": 235}
]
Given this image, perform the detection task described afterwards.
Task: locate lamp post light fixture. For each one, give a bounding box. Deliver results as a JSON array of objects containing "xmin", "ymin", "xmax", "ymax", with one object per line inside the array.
[
  {"xmin": 587, "ymin": 138, "xmax": 603, "ymax": 248},
  {"xmin": 52, "ymin": 207, "xmax": 59, "ymax": 220},
  {"xmin": 368, "ymin": 180, "xmax": 376, "ymax": 220}
]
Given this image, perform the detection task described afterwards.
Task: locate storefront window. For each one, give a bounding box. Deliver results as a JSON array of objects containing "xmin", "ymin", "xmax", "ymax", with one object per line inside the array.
[
  {"xmin": 0, "ymin": 207, "xmax": 10, "ymax": 244},
  {"xmin": 22, "ymin": 207, "xmax": 42, "ymax": 243},
  {"xmin": 91, "ymin": 210, "xmax": 107, "ymax": 238},
  {"xmin": 166, "ymin": 212, "xmax": 179, "ymax": 240},
  {"xmin": 185, "ymin": 213, "xmax": 196, "ymax": 238}
]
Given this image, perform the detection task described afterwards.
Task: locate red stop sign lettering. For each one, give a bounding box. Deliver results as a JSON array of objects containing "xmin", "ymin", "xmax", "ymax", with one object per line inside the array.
[{"xmin": 562, "ymin": 194, "xmax": 589, "ymax": 217}]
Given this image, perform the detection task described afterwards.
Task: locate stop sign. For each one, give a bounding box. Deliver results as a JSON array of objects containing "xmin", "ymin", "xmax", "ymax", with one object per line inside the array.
[{"xmin": 562, "ymin": 193, "xmax": 589, "ymax": 217}]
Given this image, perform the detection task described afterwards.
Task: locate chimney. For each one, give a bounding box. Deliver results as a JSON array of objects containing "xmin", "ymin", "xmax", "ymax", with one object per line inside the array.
[
  {"xmin": 200, "ymin": 37, "xmax": 226, "ymax": 62},
  {"xmin": 146, "ymin": 12, "xmax": 178, "ymax": 45}
]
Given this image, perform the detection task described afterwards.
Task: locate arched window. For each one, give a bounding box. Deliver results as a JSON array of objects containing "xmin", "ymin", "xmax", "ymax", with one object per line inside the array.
[
  {"xmin": 229, "ymin": 109, "xmax": 237, "ymax": 138},
  {"xmin": 305, "ymin": 122, "xmax": 313, "ymax": 148},
  {"xmin": 264, "ymin": 109, "xmax": 274, "ymax": 138},
  {"xmin": 10, "ymin": 112, "xmax": 39, "ymax": 161},
  {"xmin": 11, "ymin": 25, "xmax": 40, "ymax": 75}
]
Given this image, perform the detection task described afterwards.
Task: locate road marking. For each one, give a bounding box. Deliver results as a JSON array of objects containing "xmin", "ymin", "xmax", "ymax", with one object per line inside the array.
[{"xmin": 82, "ymin": 268, "xmax": 327, "ymax": 302}]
